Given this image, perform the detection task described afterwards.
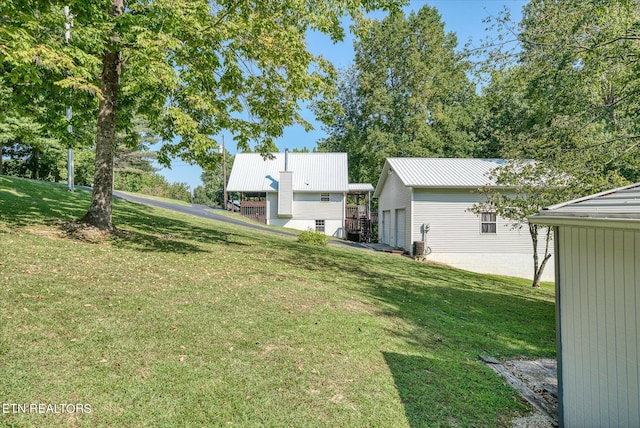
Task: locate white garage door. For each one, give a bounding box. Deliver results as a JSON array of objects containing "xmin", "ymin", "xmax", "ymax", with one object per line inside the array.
[{"xmin": 395, "ymin": 208, "xmax": 405, "ymax": 249}]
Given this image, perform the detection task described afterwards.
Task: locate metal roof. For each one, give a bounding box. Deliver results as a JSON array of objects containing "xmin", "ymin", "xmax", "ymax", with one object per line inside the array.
[
  {"xmin": 374, "ymin": 158, "xmax": 509, "ymax": 197},
  {"xmin": 348, "ymin": 183, "xmax": 374, "ymax": 192},
  {"xmin": 531, "ymin": 183, "xmax": 640, "ymax": 223},
  {"xmin": 227, "ymin": 152, "xmax": 349, "ymax": 193}
]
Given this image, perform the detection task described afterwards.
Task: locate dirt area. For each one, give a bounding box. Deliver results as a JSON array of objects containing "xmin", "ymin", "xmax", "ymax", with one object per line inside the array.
[
  {"xmin": 510, "ymin": 411, "xmax": 556, "ymax": 428},
  {"xmin": 505, "ymin": 359, "xmax": 558, "ymax": 428}
]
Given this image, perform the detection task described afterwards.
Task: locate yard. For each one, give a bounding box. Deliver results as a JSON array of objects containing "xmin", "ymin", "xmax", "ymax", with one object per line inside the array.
[{"xmin": 0, "ymin": 176, "xmax": 555, "ymax": 427}]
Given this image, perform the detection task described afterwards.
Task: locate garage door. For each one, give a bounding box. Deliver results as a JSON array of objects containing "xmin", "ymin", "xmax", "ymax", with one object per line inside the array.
[
  {"xmin": 382, "ymin": 210, "xmax": 391, "ymax": 245},
  {"xmin": 395, "ymin": 208, "xmax": 405, "ymax": 249}
]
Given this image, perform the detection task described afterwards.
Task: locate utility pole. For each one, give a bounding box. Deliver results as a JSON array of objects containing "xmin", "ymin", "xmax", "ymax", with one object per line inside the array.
[
  {"xmin": 222, "ymin": 135, "xmax": 228, "ymax": 210},
  {"xmin": 64, "ymin": 5, "xmax": 74, "ymax": 192}
]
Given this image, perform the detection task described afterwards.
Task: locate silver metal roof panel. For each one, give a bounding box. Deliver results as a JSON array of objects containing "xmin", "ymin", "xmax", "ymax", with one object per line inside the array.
[
  {"xmin": 227, "ymin": 152, "xmax": 349, "ymax": 193},
  {"xmin": 532, "ymin": 183, "xmax": 640, "ymax": 222}
]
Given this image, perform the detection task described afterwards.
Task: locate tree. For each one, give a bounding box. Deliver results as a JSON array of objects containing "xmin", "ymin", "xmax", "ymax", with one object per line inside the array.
[
  {"xmin": 472, "ymin": 0, "xmax": 640, "ymax": 286},
  {"xmin": 113, "ymin": 119, "xmax": 160, "ymax": 192},
  {"xmin": 193, "ymin": 151, "xmax": 235, "ymax": 207},
  {"xmin": 192, "ymin": 185, "xmax": 215, "ymax": 206},
  {"xmin": 515, "ymin": 0, "xmax": 640, "ymax": 180},
  {"xmin": 471, "ymin": 161, "xmax": 574, "ymax": 288},
  {"xmin": 318, "ymin": 6, "xmax": 480, "ymax": 183},
  {"xmin": 0, "ymin": 1, "xmax": 99, "ymax": 181},
  {"xmin": 166, "ymin": 182, "xmax": 192, "ymax": 204},
  {"xmin": 4, "ymin": 0, "xmax": 403, "ymax": 231},
  {"xmin": 477, "ymin": 0, "xmax": 640, "ymax": 180}
]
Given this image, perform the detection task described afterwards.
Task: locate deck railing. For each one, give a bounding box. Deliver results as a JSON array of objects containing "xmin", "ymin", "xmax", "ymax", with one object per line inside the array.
[
  {"xmin": 240, "ymin": 201, "xmax": 267, "ymax": 224},
  {"xmin": 346, "ymin": 205, "xmax": 368, "ymax": 219},
  {"xmin": 345, "ymin": 205, "xmax": 376, "ymax": 243}
]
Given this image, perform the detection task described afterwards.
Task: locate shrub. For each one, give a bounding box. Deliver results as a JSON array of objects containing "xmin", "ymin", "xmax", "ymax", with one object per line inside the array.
[{"xmin": 297, "ymin": 229, "xmax": 328, "ymax": 246}]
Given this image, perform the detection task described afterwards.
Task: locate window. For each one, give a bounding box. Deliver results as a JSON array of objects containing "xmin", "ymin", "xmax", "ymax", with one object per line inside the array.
[
  {"xmin": 481, "ymin": 212, "xmax": 497, "ymax": 234},
  {"xmin": 320, "ymin": 193, "xmax": 330, "ymax": 202},
  {"xmin": 315, "ymin": 220, "xmax": 325, "ymax": 233}
]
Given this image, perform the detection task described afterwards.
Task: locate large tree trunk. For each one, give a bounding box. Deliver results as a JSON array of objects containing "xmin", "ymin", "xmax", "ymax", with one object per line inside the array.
[
  {"xmin": 0, "ymin": 141, "xmax": 4, "ymax": 175},
  {"xmin": 81, "ymin": 0, "xmax": 124, "ymax": 231},
  {"xmin": 530, "ymin": 223, "xmax": 552, "ymax": 288}
]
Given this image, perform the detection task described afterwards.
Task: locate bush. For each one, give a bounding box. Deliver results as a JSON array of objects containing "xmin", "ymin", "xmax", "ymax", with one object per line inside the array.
[{"xmin": 297, "ymin": 229, "xmax": 328, "ymax": 246}]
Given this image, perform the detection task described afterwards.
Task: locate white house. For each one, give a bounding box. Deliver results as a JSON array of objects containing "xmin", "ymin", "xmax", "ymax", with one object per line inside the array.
[
  {"xmin": 373, "ymin": 158, "xmax": 554, "ymax": 281},
  {"xmin": 529, "ymin": 183, "xmax": 640, "ymax": 428},
  {"xmin": 226, "ymin": 152, "xmax": 349, "ymax": 237}
]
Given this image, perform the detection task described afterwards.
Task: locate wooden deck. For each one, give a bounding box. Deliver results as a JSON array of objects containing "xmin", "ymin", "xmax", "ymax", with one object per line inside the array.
[{"xmin": 239, "ymin": 201, "xmax": 266, "ymax": 224}]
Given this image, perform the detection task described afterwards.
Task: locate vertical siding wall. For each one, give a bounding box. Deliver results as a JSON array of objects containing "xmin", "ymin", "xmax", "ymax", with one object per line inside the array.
[
  {"xmin": 557, "ymin": 225, "xmax": 640, "ymax": 428},
  {"xmin": 377, "ymin": 172, "xmax": 412, "ymax": 246}
]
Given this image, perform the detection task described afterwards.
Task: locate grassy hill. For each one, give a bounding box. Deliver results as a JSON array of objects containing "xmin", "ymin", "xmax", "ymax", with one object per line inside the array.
[{"xmin": 0, "ymin": 176, "xmax": 555, "ymax": 427}]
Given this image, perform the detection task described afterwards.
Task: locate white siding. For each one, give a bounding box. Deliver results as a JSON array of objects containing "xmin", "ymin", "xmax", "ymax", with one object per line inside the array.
[
  {"xmin": 267, "ymin": 192, "xmax": 344, "ymax": 237},
  {"xmin": 377, "ymin": 171, "xmax": 411, "ymax": 245},
  {"xmin": 412, "ymin": 188, "xmax": 554, "ymax": 281},
  {"xmin": 557, "ymin": 225, "xmax": 640, "ymax": 428},
  {"xmin": 278, "ymin": 171, "xmax": 293, "ymax": 217},
  {"xmin": 425, "ymin": 253, "xmax": 554, "ymax": 281},
  {"xmin": 291, "ymin": 192, "xmax": 343, "ymax": 220},
  {"xmin": 395, "ymin": 208, "xmax": 406, "ymax": 248},
  {"xmin": 382, "ymin": 210, "xmax": 391, "ymax": 245},
  {"xmin": 377, "ymin": 178, "xmax": 554, "ymax": 280},
  {"xmin": 269, "ymin": 218, "xmax": 344, "ymax": 237},
  {"xmin": 412, "ymin": 188, "xmax": 535, "ymax": 254},
  {"xmin": 267, "ymin": 192, "xmax": 277, "ymax": 223}
]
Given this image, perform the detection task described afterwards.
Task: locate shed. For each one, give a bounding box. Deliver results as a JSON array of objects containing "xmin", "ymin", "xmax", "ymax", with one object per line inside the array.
[
  {"xmin": 374, "ymin": 158, "xmax": 554, "ymax": 281},
  {"xmin": 529, "ymin": 183, "xmax": 640, "ymax": 427}
]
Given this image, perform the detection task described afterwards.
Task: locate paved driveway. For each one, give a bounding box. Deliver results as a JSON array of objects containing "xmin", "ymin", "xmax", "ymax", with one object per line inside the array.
[{"xmin": 113, "ymin": 191, "xmax": 363, "ymax": 248}]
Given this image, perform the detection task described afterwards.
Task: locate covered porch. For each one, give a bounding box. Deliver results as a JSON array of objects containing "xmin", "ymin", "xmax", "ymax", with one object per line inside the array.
[
  {"xmin": 345, "ymin": 183, "xmax": 376, "ymax": 243},
  {"xmin": 235, "ymin": 192, "xmax": 267, "ymax": 224}
]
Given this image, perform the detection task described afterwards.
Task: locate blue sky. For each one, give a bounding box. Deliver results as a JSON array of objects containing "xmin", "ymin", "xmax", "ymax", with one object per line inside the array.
[{"xmin": 157, "ymin": 0, "xmax": 527, "ymax": 191}]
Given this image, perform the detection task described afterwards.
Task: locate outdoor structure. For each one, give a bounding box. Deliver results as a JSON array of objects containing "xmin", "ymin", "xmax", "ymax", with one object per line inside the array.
[
  {"xmin": 529, "ymin": 183, "xmax": 640, "ymax": 428},
  {"xmin": 373, "ymin": 158, "xmax": 554, "ymax": 281},
  {"xmin": 345, "ymin": 183, "xmax": 375, "ymax": 243},
  {"xmin": 227, "ymin": 151, "xmax": 374, "ymax": 240}
]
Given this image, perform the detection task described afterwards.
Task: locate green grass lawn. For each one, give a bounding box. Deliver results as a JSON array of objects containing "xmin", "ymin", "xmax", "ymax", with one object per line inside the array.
[
  {"xmin": 114, "ymin": 190, "xmax": 193, "ymax": 206},
  {"xmin": 0, "ymin": 176, "xmax": 556, "ymax": 427}
]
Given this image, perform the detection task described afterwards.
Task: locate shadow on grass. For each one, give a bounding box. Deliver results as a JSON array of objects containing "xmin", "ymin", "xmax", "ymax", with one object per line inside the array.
[
  {"xmin": 274, "ymin": 245, "xmax": 556, "ymax": 357},
  {"xmin": 383, "ymin": 352, "xmax": 453, "ymax": 428},
  {"xmin": 0, "ymin": 177, "xmax": 92, "ymax": 226},
  {"xmin": 281, "ymin": 247, "xmax": 555, "ymax": 425},
  {"xmin": 112, "ymin": 200, "xmax": 250, "ymax": 252},
  {"xmin": 0, "ymin": 177, "xmax": 250, "ymax": 254}
]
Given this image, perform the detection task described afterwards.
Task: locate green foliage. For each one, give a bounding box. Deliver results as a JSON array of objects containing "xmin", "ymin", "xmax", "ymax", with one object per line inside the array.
[
  {"xmin": 191, "ymin": 185, "xmax": 215, "ymax": 206},
  {"xmin": 166, "ymin": 182, "xmax": 191, "ymax": 203},
  {"xmin": 297, "ymin": 228, "xmax": 329, "ymax": 246},
  {"xmin": 479, "ymin": 0, "xmax": 640, "ymax": 188},
  {"xmin": 133, "ymin": 173, "xmax": 192, "ymax": 204},
  {"xmin": 0, "ymin": 2, "xmax": 99, "ymax": 155},
  {"xmin": 113, "ymin": 122, "xmax": 161, "ymax": 193},
  {"xmin": 112, "ymin": 118, "xmax": 193, "ymax": 203},
  {"xmin": 472, "ymin": 0, "xmax": 640, "ymax": 285},
  {"xmin": 318, "ymin": 5, "xmax": 480, "ymax": 183},
  {"xmin": 191, "ymin": 150, "xmax": 234, "ymax": 207},
  {"xmin": 1, "ymin": 141, "xmax": 94, "ymax": 186},
  {"xmin": 3, "ymin": 0, "xmax": 406, "ymax": 229}
]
